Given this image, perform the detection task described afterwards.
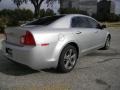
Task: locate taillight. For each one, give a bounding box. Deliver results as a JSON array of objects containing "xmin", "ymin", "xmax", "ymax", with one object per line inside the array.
[{"xmin": 20, "ymin": 31, "xmax": 36, "ymax": 46}]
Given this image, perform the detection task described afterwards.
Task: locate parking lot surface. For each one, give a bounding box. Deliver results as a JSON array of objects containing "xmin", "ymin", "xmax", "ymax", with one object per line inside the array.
[{"xmin": 0, "ymin": 28, "xmax": 120, "ymax": 90}]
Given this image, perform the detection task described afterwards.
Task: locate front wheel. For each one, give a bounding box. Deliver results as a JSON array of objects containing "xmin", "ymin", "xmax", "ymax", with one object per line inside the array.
[
  {"xmin": 57, "ymin": 45, "xmax": 78, "ymax": 73},
  {"xmin": 101, "ymin": 36, "xmax": 111, "ymax": 50}
]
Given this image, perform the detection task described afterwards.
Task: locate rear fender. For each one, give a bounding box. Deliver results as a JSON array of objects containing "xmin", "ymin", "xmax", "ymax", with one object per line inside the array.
[{"xmin": 52, "ymin": 39, "xmax": 80, "ymax": 67}]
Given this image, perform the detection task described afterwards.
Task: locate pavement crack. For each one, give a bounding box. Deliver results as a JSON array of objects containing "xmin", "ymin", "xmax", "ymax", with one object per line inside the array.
[
  {"xmin": 78, "ymin": 66, "xmax": 90, "ymax": 69},
  {"xmin": 110, "ymin": 48, "xmax": 120, "ymax": 55},
  {"xmin": 96, "ymin": 79, "xmax": 108, "ymax": 85},
  {"xmin": 95, "ymin": 79, "xmax": 111, "ymax": 90},
  {"xmin": 97, "ymin": 57, "xmax": 120, "ymax": 63}
]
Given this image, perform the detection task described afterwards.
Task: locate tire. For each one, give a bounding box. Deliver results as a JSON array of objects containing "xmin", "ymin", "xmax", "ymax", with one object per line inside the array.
[
  {"xmin": 57, "ymin": 45, "xmax": 78, "ymax": 73},
  {"xmin": 101, "ymin": 36, "xmax": 111, "ymax": 50}
]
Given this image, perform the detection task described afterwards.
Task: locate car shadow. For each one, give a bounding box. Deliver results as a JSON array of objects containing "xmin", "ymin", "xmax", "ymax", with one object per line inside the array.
[
  {"xmin": 87, "ymin": 48, "xmax": 120, "ymax": 57},
  {"xmin": 42, "ymin": 68, "xmax": 61, "ymax": 74},
  {"xmin": 0, "ymin": 48, "xmax": 118, "ymax": 76},
  {"xmin": 0, "ymin": 50, "xmax": 39, "ymax": 76}
]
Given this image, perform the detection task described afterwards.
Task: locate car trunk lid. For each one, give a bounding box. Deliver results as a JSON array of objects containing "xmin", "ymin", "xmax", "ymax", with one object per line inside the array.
[{"xmin": 5, "ymin": 27, "xmax": 27, "ymax": 46}]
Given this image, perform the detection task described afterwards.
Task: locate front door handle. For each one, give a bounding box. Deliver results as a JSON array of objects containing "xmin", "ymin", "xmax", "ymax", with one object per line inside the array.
[
  {"xmin": 76, "ymin": 32, "xmax": 82, "ymax": 34},
  {"xmin": 95, "ymin": 31, "xmax": 98, "ymax": 33}
]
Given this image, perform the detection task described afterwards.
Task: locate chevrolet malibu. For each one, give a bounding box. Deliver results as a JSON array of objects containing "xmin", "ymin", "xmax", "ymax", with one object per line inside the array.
[{"xmin": 1, "ymin": 14, "xmax": 111, "ymax": 73}]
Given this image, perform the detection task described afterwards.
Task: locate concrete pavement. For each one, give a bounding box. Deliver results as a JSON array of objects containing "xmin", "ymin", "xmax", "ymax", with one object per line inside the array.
[{"xmin": 0, "ymin": 28, "xmax": 120, "ymax": 90}]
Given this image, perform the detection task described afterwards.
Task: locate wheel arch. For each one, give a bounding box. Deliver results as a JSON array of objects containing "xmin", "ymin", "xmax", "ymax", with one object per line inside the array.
[
  {"xmin": 67, "ymin": 42, "xmax": 79, "ymax": 58},
  {"xmin": 56, "ymin": 42, "xmax": 80, "ymax": 72},
  {"xmin": 59, "ymin": 42, "xmax": 79, "ymax": 59},
  {"xmin": 53, "ymin": 40, "xmax": 80, "ymax": 68},
  {"xmin": 108, "ymin": 34, "xmax": 111, "ymax": 40}
]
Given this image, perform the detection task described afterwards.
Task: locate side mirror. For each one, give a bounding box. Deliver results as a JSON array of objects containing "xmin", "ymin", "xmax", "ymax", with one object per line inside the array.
[
  {"xmin": 97, "ymin": 24, "xmax": 106, "ymax": 29},
  {"xmin": 101, "ymin": 24, "xmax": 106, "ymax": 29}
]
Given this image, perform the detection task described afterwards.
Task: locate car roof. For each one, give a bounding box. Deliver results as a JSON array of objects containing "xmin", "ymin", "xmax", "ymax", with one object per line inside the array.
[
  {"xmin": 56, "ymin": 14, "xmax": 90, "ymax": 18},
  {"xmin": 53, "ymin": 14, "xmax": 96, "ymax": 22},
  {"xmin": 44, "ymin": 14, "xmax": 90, "ymax": 19}
]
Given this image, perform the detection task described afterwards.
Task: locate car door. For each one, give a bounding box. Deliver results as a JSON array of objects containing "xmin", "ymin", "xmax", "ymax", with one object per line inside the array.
[
  {"xmin": 87, "ymin": 17, "xmax": 107, "ymax": 48},
  {"xmin": 71, "ymin": 16, "xmax": 97, "ymax": 53}
]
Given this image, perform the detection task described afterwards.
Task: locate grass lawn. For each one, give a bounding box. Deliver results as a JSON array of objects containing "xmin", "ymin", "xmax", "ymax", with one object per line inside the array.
[{"xmin": 103, "ymin": 22, "xmax": 120, "ymax": 28}]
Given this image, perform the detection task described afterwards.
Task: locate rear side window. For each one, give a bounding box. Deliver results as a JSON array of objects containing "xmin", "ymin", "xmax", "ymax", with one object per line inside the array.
[
  {"xmin": 71, "ymin": 16, "xmax": 90, "ymax": 28},
  {"xmin": 26, "ymin": 16, "xmax": 64, "ymax": 26}
]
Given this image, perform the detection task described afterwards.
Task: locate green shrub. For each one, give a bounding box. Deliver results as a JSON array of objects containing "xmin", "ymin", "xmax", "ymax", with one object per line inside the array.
[
  {"xmin": 45, "ymin": 8, "xmax": 56, "ymax": 16},
  {"xmin": 13, "ymin": 9, "xmax": 34, "ymax": 21},
  {"xmin": 0, "ymin": 17, "xmax": 8, "ymax": 33},
  {"xmin": 0, "ymin": 9, "xmax": 34, "ymax": 26},
  {"xmin": 39, "ymin": 9, "xmax": 46, "ymax": 17}
]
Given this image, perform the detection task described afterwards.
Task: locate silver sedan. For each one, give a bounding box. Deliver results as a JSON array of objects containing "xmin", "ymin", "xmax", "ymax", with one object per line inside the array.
[{"xmin": 1, "ymin": 14, "xmax": 111, "ymax": 73}]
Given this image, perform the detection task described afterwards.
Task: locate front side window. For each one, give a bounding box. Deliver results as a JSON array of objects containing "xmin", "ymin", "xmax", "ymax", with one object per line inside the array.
[
  {"xmin": 87, "ymin": 18, "xmax": 100, "ymax": 28},
  {"xmin": 71, "ymin": 16, "xmax": 90, "ymax": 28}
]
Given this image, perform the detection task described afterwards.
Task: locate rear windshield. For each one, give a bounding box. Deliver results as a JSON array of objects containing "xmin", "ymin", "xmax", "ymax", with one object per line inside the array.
[{"xmin": 26, "ymin": 16, "xmax": 64, "ymax": 26}]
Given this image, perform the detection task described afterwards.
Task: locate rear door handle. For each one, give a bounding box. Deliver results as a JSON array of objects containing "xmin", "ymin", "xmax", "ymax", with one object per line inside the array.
[
  {"xmin": 95, "ymin": 31, "xmax": 98, "ymax": 33},
  {"xmin": 76, "ymin": 32, "xmax": 82, "ymax": 34}
]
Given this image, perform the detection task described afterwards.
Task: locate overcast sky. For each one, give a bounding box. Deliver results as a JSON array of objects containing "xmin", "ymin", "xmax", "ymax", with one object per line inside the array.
[{"xmin": 0, "ymin": 0, "xmax": 120, "ymax": 14}]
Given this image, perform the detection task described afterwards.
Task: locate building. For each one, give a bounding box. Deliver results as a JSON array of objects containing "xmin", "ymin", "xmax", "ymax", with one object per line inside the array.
[
  {"xmin": 97, "ymin": 0, "xmax": 115, "ymax": 14},
  {"xmin": 61, "ymin": 0, "xmax": 115, "ymax": 15},
  {"xmin": 61, "ymin": 0, "xmax": 98, "ymax": 15},
  {"xmin": 110, "ymin": 1, "xmax": 115, "ymax": 13}
]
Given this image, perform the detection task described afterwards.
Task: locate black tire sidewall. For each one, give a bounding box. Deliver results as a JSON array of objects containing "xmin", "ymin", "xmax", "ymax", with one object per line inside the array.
[
  {"xmin": 100, "ymin": 36, "xmax": 111, "ymax": 50},
  {"xmin": 57, "ymin": 45, "xmax": 78, "ymax": 73},
  {"xmin": 105, "ymin": 36, "xmax": 111, "ymax": 49}
]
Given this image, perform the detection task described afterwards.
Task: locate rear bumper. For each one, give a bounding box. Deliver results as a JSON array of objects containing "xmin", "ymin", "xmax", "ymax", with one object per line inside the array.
[{"xmin": 1, "ymin": 41, "xmax": 58, "ymax": 70}]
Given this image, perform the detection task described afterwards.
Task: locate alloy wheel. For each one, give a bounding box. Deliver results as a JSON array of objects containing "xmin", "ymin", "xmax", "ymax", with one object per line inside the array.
[{"xmin": 63, "ymin": 49, "xmax": 77, "ymax": 70}]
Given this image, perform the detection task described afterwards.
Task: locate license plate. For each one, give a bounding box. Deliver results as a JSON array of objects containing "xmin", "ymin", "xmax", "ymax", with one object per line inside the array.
[{"xmin": 6, "ymin": 48, "xmax": 12, "ymax": 56}]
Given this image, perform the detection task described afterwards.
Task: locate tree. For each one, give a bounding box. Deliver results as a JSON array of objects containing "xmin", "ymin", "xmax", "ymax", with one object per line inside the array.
[
  {"xmin": 11, "ymin": 0, "xmax": 46, "ymax": 17},
  {"xmin": 30, "ymin": 0, "xmax": 45, "ymax": 17},
  {"xmin": 47, "ymin": 0, "xmax": 64, "ymax": 14},
  {"xmin": 47, "ymin": 0, "xmax": 62, "ymax": 9},
  {"xmin": 30, "ymin": 0, "xmax": 58, "ymax": 17},
  {"xmin": 0, "ymin": 0, "xmax": 56, "ymax": 17},
  {"xmin": 39, "ymin": 9, "xmax": 46, "ymax": 17}
]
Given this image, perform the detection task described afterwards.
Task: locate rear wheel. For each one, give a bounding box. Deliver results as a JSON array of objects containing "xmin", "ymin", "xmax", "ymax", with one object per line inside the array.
[{"xmin": 57, "ymin": 45, "xmax": 78, "ymax": 73}]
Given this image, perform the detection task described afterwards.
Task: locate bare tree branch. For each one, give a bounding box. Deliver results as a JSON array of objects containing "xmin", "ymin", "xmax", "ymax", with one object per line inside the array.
[{"xmin": 12, "ymin": 0, "xmax": 28, "ymax": 8}]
